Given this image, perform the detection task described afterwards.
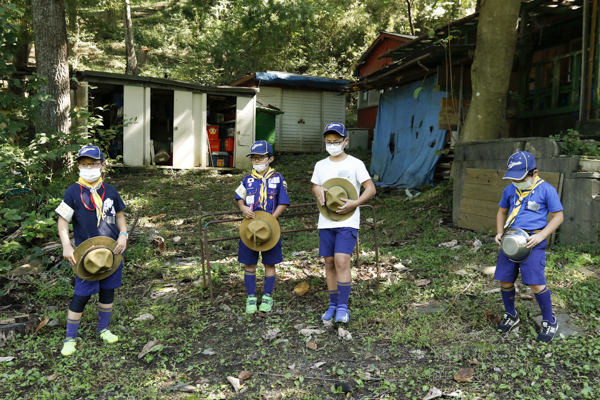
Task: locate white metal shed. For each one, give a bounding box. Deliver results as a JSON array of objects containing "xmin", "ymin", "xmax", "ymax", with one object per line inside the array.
[{"xmin": 72, "ymin": 71, "xmax": 258, "ymax": 170}]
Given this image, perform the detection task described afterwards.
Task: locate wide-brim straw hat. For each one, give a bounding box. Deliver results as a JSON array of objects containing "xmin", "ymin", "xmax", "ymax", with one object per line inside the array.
[
  {"xmin": 72, "ymin": 236, "xmax": 122, "ymax": 281},
  {"xmin": 317, "ymin": 178, "xmax": 359, "ymax": 222},
  {"xmin": 240, "ymin": 211, "xmax": 281, "ymax": 251}
]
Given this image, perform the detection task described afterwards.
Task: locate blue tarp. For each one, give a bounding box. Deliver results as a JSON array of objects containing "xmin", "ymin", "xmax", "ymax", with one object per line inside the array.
[
  {"xmin": 256, "ymin": 71, "xmax": 349, "ymax": 90},
  {"xmin": 370, "ymin": 75, "xmax": 446, "ymax": 189}
]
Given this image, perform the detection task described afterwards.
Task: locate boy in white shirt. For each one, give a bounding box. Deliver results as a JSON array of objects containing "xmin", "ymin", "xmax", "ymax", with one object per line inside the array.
[{"xmin": 311, "ymin": 122, "xmax": 376, "ymax": 323}]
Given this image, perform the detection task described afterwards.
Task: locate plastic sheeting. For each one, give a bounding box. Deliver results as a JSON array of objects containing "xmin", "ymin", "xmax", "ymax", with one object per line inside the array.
[
  {"xmin": 256, "ymin": 71, "xmax": 349, "ymax": 90},
  {"xmin": 370, "ymin": 75, "xmax": 446, "ymax": 189}
]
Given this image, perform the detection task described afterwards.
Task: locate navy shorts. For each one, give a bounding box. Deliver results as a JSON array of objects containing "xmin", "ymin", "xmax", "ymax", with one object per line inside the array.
[
  {"xmin": 74, "ymin": 261, "xmax": 123, "ymax": 296},
  {"xmin": 238, "ymin": 238, "xmax": 283, "ymax": 266},
  {"xmin": 319, "ymin": 228, "xmax": 358, "ymax": 257},
  {"xmin": 494, "ymin": 240, "xmax": 547, "ymax": 285}
]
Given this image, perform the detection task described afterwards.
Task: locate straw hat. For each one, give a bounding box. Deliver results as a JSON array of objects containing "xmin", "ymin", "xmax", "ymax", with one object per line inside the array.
[
  {"xmin": 72, "ymin": 237, "xmax": 122, "ymax": 281},
  {"xmin": 317, "ymin": 178, "xmax": 359, "ymax": 222},
  {"xmin": 240, "ymin": 211, "xmax": 281, "ymax": 251}
]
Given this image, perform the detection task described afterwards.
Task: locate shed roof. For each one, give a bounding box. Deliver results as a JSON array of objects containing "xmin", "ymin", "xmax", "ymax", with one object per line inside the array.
[
  {"xmin": 76, "ymin": 71, "xmax": 258, "ymax": 97},
  {"xmin": 231, "ymin": 71, "xmax": 350, "ymax": 90}
]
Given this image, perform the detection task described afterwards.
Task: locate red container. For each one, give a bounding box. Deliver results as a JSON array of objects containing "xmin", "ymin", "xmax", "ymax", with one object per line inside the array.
[
  {"xmin": 228, "ymin": 157, "xmax": 234, "ymax": 168},
  {"xmin": 209, "ymin": 139, "xmax": 220, "ymax": 152},
  {"xmin": 207, "ymin": 125, "xmax": 219, "ymax": 139},
  {"xmin": 222, "ymin": 138, "xmax": 234, "ymax": 152}
]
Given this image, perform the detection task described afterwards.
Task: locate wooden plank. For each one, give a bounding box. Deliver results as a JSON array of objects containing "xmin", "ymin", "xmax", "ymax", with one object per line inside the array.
[
  {"xmin": 459, "ymin": 197, "xmax": 501, "ymax": 218},
  {"xmin": 458, "ymin": 212, "xmax": 496, "ymax": 232},
  {"xmin": 570, "ymin": 54, "xmax": 581, "ymax": 106},
  {"xmin": 464, "ymin": 169, "xmax": 560, "ymax": 191},
  {"xmin": 462, "ymin": 183, "xmax": 502, "ymax": 202}
]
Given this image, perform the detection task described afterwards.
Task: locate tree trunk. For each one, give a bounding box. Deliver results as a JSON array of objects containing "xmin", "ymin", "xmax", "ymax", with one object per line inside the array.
[
  {"xmin": 406, "ymin": 0, "xmax": 415, "ymax": 36},
  {"xmin": 124, "ymin": 0, "xmax": 139, "ymax": 75},
  {"xmin": 460, "ymin": 0, "xmax": 520, "ymax": 142},
  {"xmin": 30, "ymin": 0, "xmax": 71, "ymax": 135}
]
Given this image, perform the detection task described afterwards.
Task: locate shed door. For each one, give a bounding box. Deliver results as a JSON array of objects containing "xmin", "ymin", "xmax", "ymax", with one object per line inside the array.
[
  {"xmin": 279, "ymin": 90, "xmax": 322, "ymax": 152},
  {"xmin": 322, "ymin": 92, "xmax": 346, "ymax": 153},
  {"xmin": 173, "ymin": 90, "xmax": 194, "ymax": 168},
  {"xmin": 235, "ymin": 96, "xmax": 255, "ymax": 170}
]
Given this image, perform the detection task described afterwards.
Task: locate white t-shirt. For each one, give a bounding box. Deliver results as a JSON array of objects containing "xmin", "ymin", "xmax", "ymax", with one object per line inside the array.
[{"xmin": 311, "ymin": 154, "xmax": 371, "ymax": 229}]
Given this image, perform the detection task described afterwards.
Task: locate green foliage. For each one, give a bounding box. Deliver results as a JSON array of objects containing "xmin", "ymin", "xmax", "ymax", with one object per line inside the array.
[{"xmin": 550, "ymin": 129, "xmax": 600, "ymax": 157}]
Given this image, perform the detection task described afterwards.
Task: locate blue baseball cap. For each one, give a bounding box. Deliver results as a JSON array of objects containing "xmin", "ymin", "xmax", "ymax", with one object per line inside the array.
[
  {"xmin": 503, "ymin": 151, "xmax": 536, "ymax": 180},
  {"xmin": 323, "ymin": 122, "xmax": 348, "ymax": 138},
  {"xmin": 248, "ymin": 140, "xmax": 273, "ymax": 156},
  {"xmin": 76, "ymin": 145, "xmax": 105, "ymax": 162}
]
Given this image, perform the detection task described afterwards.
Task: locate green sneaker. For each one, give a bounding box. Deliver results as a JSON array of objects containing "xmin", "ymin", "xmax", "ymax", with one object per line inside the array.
[
  {"xmin": 98, "ymin": 329, "xmax": 119, "ymax": 344},
  {"xmin": 259, "ymin": 295, "xmax": 274, "ymax": 312},
  {"xmin": 61, "ymin": 338, "xmax": 77, "ymax": 356},
  {"xmin": 246, "ymin": 296, "xmax": 258, "ymax": 314}
]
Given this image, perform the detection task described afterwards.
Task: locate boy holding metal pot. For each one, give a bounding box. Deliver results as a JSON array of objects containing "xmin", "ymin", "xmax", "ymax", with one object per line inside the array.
[{"xmin": 494, "ymin": 151, "xmax": 563, "ymax": 342}]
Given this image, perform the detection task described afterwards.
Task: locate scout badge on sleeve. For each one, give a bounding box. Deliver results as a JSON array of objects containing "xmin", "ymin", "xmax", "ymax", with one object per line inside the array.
[
  {"xmin": 317, "ymin": 178, "xmax": 358, "ymax": 222},
  {"xmin": 72, "ymin": 237, "xmax": 122, "ymax": 281},
  {"xmin": 240, "ymin": 211, "xmax": 281, "ymax": 251},
  {"xmin": 501, "ymin": 227, "xmax": 533, "ymax": 263}
]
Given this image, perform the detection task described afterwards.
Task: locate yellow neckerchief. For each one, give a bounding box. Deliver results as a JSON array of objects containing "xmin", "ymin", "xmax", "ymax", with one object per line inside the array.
[
  {"xmin": 77, "ymin": 177, "xmax": 105, "ymax": 227},
  {"xmin": 250, "ymin": 167, "xmax": 276, "ymax": 211},
  {"xmin": 504, "ymin": 175, "xmax": 545, "ymax": 229}
]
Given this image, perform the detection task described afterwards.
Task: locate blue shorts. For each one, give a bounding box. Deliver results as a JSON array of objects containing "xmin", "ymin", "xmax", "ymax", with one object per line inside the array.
[
  {"xmin": 74, "ymin": 261, "xmax": 123, "ymax": 296},
  {"xmin": 319, "ymin": 228, "xmax": 358, "ymax": 257},
  {"xmin": 238, "ymin": 238, "xmax": 283, "ymax": 266},
  {"xmin": 494, "ymin": 240, "xmax": 547, "ymax": 285}
]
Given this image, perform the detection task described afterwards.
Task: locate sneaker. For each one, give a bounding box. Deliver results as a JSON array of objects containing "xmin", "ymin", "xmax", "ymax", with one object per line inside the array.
[
  {"xmin": 98, "ymin": 329, "xmax": 119, "ymax": 344},
  {"xmin": 537, "ymin": 316, "xmax": 559, "ymax": 343},
  {"xmin": 246, "ymin": 296, "xmax": 258, "ymax": 314},
  {"xmin": 497, "ymin": 312, "xmax": 520, "ymax": 334},
  {"xmin": 61, "ymin": 338, "xmax": 78, "ymax": 356},
  {"xmin": 321, "ymin": 303, "xmax": 337, "ymax": 321},
  {"xmin": 334, "ymin": 306, "xmax": 350, "ymax": 323},
  {"xmin": 259, "ymin": 295, "xmax": 274, "ymax": 312}
]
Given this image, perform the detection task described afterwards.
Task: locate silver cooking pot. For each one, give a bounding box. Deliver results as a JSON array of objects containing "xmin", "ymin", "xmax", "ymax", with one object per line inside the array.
[{"xmin": 501, "ymin": 227, "xmax": 532, "ymax": 263}]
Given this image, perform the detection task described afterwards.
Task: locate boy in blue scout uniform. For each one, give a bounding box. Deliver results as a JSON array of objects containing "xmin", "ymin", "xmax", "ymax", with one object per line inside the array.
[
  {"xmin": 311, "ymin": 123, "xmax": 376, "ymax": 323},
  {"xmin": 235, "ymin": 140, "xmax": 290, "ymax": 313},
  {"xmin": 494, "ymin": 151, "xmax": 563, "ymax": 342},
  {"xmin": 55, "ymin": 145, "xmax": 128, "ymax": 356}
]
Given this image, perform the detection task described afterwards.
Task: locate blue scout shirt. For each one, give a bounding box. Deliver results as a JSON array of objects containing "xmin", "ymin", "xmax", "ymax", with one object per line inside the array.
[
  {"xmin": 56, "ymin": 183, "xmax": 126, "ymax": 246},
  {"xmin": 235, "ymin": 172, "xmax": 290, "ymax": 214},
  {"xmin": 499, "ymin": 181, "xmax": 563, "ymax": 231}
]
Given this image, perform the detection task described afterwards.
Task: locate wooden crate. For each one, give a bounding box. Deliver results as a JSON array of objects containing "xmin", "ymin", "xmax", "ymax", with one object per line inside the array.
[{"xmin": 457, "ymin": 168, "xmax": 563, "ymax": 242}]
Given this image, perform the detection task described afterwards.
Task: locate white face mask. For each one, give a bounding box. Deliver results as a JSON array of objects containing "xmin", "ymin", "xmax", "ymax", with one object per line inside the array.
[
  {"xmin": 79, "ymin": 168, "xmax": 102, "ymax": 182},
  {"xmin": 326, "ymin": 143, "xmax": 345, "ymax": 156},
  {"xmin": 253, "ymin": 162, "xmax": 269, "ymax": 172},
  {"xmin": 512, "ymin": 178, "xmax": 533, "ymax": 190}
]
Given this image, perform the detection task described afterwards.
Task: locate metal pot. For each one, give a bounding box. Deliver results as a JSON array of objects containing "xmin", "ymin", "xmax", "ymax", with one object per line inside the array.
[{"xmin": 501, "ymin": 227, "xmax": 532, "ymax": 263}]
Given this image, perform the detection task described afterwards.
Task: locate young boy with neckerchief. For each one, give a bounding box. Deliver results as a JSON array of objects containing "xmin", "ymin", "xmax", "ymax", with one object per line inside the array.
[
  {"xmin": 494, "ymin": 151, "xmax": 563, "ymax": 342},
  {"xmin": 235, "ymin": 140, "xmax": 290, "ymax": 313},
  {"xmin": 55, "ymin": 145, "xmax": 128, "ymax": 356}
]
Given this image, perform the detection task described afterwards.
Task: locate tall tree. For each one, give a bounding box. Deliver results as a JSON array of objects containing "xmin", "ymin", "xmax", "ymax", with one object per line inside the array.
[
  {"xmin": 460, "ymin": 0, "xmax": 521, "ymax": 141},
  {"xmin": 30, "ymin": 0, "xmax": 71, "ymax": 135},
  {"xmin": 124, "ymin": 0, "xmax": 139, "ymax": 75}
]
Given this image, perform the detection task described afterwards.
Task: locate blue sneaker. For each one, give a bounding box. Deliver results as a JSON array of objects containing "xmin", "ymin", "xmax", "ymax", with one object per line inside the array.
[
  {"xmin": 536, "ymin": 315, "xmax": 559, "ymax": 343},
  {"xmin": 335, "ymin": 306, "xmax": 350, "ymax": 323},
  {"xmin": 321, "ymin": 303, "xmax": 337, "ymax": 321}
]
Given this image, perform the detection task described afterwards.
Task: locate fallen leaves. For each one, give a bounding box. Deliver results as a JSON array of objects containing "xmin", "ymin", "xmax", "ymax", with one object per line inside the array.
[
  {"xmin": 438, "ymin": 239, "xmax": 458, "ymax": 248},
  {"xmin": 138, "ymin": 340, "xmax": 163, "ymax": 359},
  {"xmin": 306, "ymin": 341, "xmax": 317, "ymax": 350},
  {"xmin": 293, "ymin": 282, "xmax": 310, "ymax": 296},
  {"xmin": 484, "ymin": 311, "xmax": 502, "ymax": 325},
  {"xmin": 453, "ymin": 367, "xmax": 474, "ymax": 382},
  {"xmin": 134, "ymin": 313, "xmax": 155, "ymax": 321},
  {"xmin": 338, "ymin": 327, "xmax": 352, "ymax": 341},
  {"xmin": 238, "ymin": 370, "xmax": 251, "ymax": 382},
  {"xmin": 415, "ymin": 279, "xmax": 431, "ymax": 287},
  {"xmin": 34, "ymin": 317, "xmax": 49, "ymax": 335},
  {"xmin": 262, "ymin": 328, "xmax": 281, "ymax": 340},
  {"xmin": 202, "ymin": 348, "xmax": 216, "ymax": 355},
  {"xmin": 227, "ymin": 376, "xmax": 240, "ymax": 392},
  {"xmin": 423, "ymin": 388, "xmax": 464, "ymax": 399},
  {"xmin": 0, "ymin": 357, "xmax": 16, "ymax": 362},
  {"xmin": 298, "ymin": 328, "xmax": 325, "ymax": 337}
]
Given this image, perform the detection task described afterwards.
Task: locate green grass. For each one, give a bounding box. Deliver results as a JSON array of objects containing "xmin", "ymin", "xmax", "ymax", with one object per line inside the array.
[{"xmin": 1, "ymin": 152, "xmax": 600, "ymax": 399}]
